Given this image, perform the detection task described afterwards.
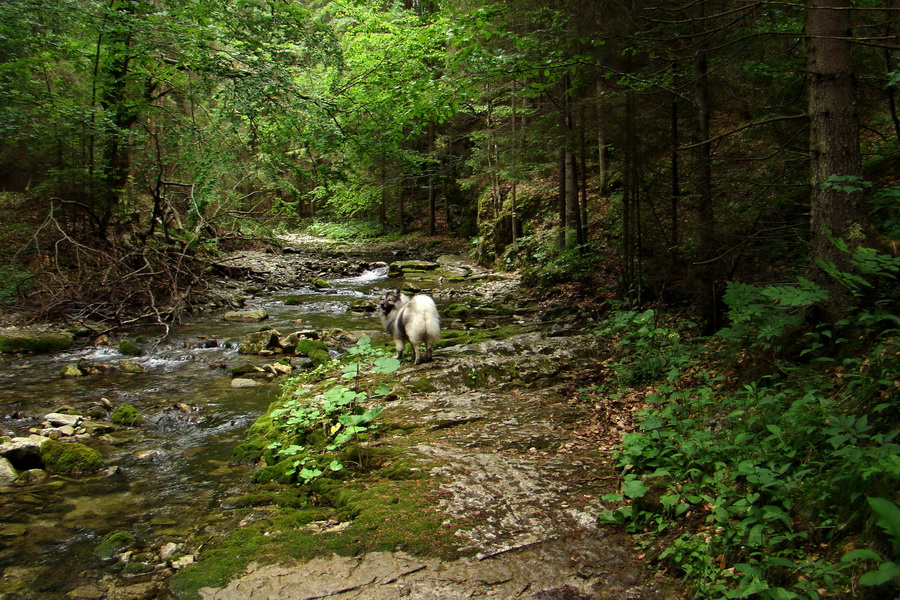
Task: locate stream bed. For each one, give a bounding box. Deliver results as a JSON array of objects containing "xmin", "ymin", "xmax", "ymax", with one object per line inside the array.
[{"xmin": 0, "ymin": 265, "xmax": 396, "ymax": 599}]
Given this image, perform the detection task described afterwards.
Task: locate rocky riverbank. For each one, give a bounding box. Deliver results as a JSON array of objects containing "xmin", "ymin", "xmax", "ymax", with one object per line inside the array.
[{"xmin": 170, "ymin": 246, "xmax": 683, "ymax": 600}]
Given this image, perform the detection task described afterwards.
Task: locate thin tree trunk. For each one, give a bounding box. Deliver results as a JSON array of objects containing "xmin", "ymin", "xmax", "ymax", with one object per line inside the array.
[
  {"xmin": 670, "ymin": 96, "xmax": 680, "ymax": 248},
  {"xmin": 511, "ymin": 80, "xmax": 519, "ymax": 251},
  {"xmin": 428, "ymin": 122, "xmax": 436, "ymax": 236}
]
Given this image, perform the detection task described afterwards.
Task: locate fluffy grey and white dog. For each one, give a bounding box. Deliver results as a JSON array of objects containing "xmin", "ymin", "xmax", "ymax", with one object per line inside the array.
[{"xmin": 377, "ymin": 290, "xmax": 441, "ymax": 364}]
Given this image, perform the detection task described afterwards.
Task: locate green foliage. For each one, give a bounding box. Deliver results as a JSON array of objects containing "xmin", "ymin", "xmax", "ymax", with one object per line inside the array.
[
  {"xmin": 599, "ymin": 267, "xmax": 900, "ymax": 598},
  {"xmin": 258, "ymin": 336, "xmax": 397, "ymax": 486},
  {"xmin": 594, "ymin": 306, "xmax": 697, "ymax": 387},
  {"xmin": 718, "ymin": 278, "xmax": 828, "ymax": 352},
  {"xmin": 302, "ymin": 219, "xmax": 385, "ymax": 241},
  {"xmin": 517, "ymin": 231, "xmax": 597, "ymax": 286}
]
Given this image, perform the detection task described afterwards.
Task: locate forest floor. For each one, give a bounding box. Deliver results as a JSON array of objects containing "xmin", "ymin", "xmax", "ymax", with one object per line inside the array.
[{"xmin": 178, "ymin": 236, "xmax": 685, "ymax": 600}]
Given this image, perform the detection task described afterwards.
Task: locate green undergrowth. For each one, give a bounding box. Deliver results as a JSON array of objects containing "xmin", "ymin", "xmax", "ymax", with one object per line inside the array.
[
  {"xmin": 595, "ymin": 249, "xmax": 900, "ymax": 599},
  {"xmin": 171, "ymin": 335, "xmax": 466, "ymax": 599}
]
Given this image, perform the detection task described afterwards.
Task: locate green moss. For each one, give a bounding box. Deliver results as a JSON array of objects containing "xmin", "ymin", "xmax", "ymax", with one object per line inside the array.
[
  {"xmin": 111, "ymin": 404, "xmax": 143, "ymax": 426},
  {"xmin": 0, "ymin": 331, "xmax": 74, "ymax": 353},
  {"xmin": 118, "ymin": 339, "xmax": 143, "ymax": 356},
  {"xmin": 41, "ymin": 439, "xmax": 104, "ymax": 474},
  {"xmin": 94, "ymin": 531, "xmax": 135, "ymax": 559},
  {"xmin": 123, "ymin": 561, "xmax": 153, "ymax": 575},
  {"xmin": 443, "ymin": 303, "xmax": 470, "ymax": 318},
  {"xmin": 307, "ymin": 348, "xmax": 330, "ymax": 366},
  {"xmin": 295, "ymin": 339, "xmax": 328, "ymax": 356},
  {"xmin": 170, "ymin": 474, "xmax": 465, "ymax": 600}
]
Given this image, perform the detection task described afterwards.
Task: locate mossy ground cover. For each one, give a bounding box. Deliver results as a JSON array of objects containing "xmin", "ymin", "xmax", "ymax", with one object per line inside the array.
[{"xmin": 171, "ymin": 338, "xmax": 472, "ymax": 600}]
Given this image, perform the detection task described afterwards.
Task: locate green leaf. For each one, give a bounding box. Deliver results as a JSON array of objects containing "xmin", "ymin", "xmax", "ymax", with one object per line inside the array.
[
  {"xmin": 868, "ymin": 497, "xmax": 900, "ymax": 554},
  {"xmin": 859, "ymin": 561, "xmax": 900, "ymax": 586},
  {"xmin": 373, "ymin": 356, "xmax": 401, "ymax": 374},
  {"xmin": 841, "ymin": 549, "xmax": 882, "ymax": 563},
  {"xmin": 622, "ymin": 479, "xmax": 650, "ymax": 499}
]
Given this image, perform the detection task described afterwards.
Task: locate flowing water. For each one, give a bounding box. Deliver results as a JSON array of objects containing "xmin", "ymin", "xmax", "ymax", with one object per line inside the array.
[{"xmin": 0, "ymin": 267, "xmax": 393, "ymax": 599}]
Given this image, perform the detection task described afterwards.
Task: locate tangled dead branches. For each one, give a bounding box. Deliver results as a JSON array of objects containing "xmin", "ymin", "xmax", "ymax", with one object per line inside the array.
[{"xmin": 12, "ymin": 201, "xmax": 210, "ymax": 328}]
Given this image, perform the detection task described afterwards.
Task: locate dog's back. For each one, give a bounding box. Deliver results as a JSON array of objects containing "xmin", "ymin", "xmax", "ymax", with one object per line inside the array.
[{"xmin": 379, "ymin": 290, "xmax": 440, "ymax": 364}]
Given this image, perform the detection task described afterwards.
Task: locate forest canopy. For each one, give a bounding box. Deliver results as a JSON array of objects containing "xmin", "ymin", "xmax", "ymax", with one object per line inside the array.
[{"xmin": 2, "ymin": 0, "xmax": 898, "ymax": 325}]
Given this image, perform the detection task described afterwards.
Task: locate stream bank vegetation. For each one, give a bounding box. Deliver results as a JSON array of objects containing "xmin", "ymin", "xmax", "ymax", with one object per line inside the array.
[
  {"xmin": 171, "ymin": 335, "xmax": 469, "ymax": 597},
  {"xmin": 592, "ymin": 252, "xmax": 900, "ymax": 599}
]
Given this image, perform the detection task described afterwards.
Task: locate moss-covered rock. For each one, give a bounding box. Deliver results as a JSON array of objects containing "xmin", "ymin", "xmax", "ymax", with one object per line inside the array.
[
  {"xmin": 110, "ymin": 404, "xmax": 143, "ymax": 426},
  {"xmin": 118, "ymin": 339, "xmax": 143, "ymax": 356},
  {"xmin": 94, "ymin": 531, "xmax": 135, "ymax": 559},
  {"xmin": 0, "ymin": 330, "xmax": 74, "ymax": 354},
  {"xmin": 238, "ymin": 330, "xmax": 280, "ymax": 355},
  {"xmin": 307, "ymin": 348, "xmax": 330, "ymax": 367},
  {"xmin": 59, "ymin": 364, "xmax": 84, "ymax": 378},
  {"xmin": 119, "ymin": 361, "xmax": 144, "ymax": 373},
  {"xmin": 40, "ymin": 439, "xmax": 104, "ymax": 474},
  {"xmin": 294, "ymin": 339, "xmax": 328, "ymax": 356},
  {"xmin": 224, "ymin": 309, "xmax": 269, "ymax": 323},
  {"xmin": 443, "ymin": 303, "xmax": 470, "ymax": 318}
]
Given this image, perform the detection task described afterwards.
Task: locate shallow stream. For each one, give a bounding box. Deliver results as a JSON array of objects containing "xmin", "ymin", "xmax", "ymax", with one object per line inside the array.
[{"xmin": 0, "ymin": 266, "xmax": 395, "ymax": 599}]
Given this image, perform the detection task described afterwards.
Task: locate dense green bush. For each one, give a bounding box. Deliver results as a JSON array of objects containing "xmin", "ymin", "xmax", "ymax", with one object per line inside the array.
[{"xmin": 597, "ymin": 250, "xmax": 900, "ymax": 599}]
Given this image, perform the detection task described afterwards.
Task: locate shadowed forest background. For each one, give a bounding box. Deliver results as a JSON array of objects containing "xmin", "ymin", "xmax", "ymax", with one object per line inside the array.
[{"xmin": 1, "ymin": 0, "xmax": 899, "ymax": 598}]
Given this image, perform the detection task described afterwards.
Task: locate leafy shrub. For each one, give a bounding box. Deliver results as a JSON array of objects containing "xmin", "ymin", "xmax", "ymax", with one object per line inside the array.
[
  {"xmin": 254, "ymin": 336, "xmax": 399, "ymax": 486},
  {"xmin": 599, "ymin": 261, "xmax": 900, "ymax": 598},
  {"xmin": 594, "ymin": 307, "xmax": 697, "ymax": 387}
]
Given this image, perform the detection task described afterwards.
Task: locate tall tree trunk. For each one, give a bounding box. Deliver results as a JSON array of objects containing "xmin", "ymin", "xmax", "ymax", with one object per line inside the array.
[
  {"xmin": 622, "ymin": 95, "xmax": 636, "ymax": 295},
  {"xmin": 695, "ymin": 35, "xmax": 719, "ymax": 331},
  {"xmin": 670, "ymin": 96, "xmax": 680, "ymax": 248},
  {"xmin": 510, "ymin": 80, "xmax": 519, "ymax": 251},
  {"xmin": 563, "ymin": 74, "xmax": 582, "ymax": 248},
  {"xmin": 558, "ymin": 147, "xmax": 567, "ymax": 252},
  {"xmin": 806, "ymin": 0, "xmax": 868, "ymax": 317},
  {"xmin": 428, "ymin": 122, "xmax": 436, "ymax": 236},
  {"xmin": 579, "ymin": 106, "xmax": 589, "ymax": 243}
]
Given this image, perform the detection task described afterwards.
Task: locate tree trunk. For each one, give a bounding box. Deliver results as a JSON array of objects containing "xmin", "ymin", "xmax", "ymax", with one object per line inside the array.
[
  {"xmin": 428, "ymin": 122, "xmax": 436, "ymax": 236},
  {"xmin": 695, "ymin": 47, "xmax": 719, "ymax": 332},
  {"xmin": 510, "ymin": 81, "xmax": 519, "ymax": 251},
  {"xmin": 806, "ymin": 0, "xmax": 868, "ymax": 317}
]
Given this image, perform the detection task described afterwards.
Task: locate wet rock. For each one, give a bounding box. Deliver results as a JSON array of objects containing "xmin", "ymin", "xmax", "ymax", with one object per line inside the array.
[
  {"xmin": 120, "ymin": 361, "xmax": 145, "ymax": 373},
  {"xmin": 108, "ymin": 580, "xmax": 161, "ymax": 600},
  {"xmin": 0, "ymin": 456, "xmax": 16, "ymax": 485},
  {"xmin": 45, "ymin": 412, "xmax": 83, "ymax": 428},
  {"xmin": 60, "ymin": 364, "xmax": 85, "ymax": 378},
  {"xmin": 238, "ymin": 330, "xmax": 280, "ymax": 354},
  {"xmin": 68, "ymin": 583, "xmax": 108, "ymax": 599},
  {"xmin": 0, "ymin": 435, "xmax": 48, "ymax": 469},
  {"xmin": 44, "ymin": 425, "xmax": 76, "ymax": 439},
  {"xmin": 81, "ymin": 420, "xmax": 118, "ymax": 435},
  {"xmin": 159, "ymin": 542, "xmax": 180, "ymax": 561},
  {"xmin": 171, "ymin": 555, "xmax": 194, "ymax": 569},
  {"xmin": 232, "ymin": 378, "xmax": 264, "ymax": 388},
  {"xmin": 15, "ymin": 468, "xmax": 49, "ymax": 486},
  {"xmin": 224, "ymin": 309, "xmax": 269, "ymax": 323},
  {"xmin": 0, "ymin": 328, "xmax": 74, "ymax": 353}
]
